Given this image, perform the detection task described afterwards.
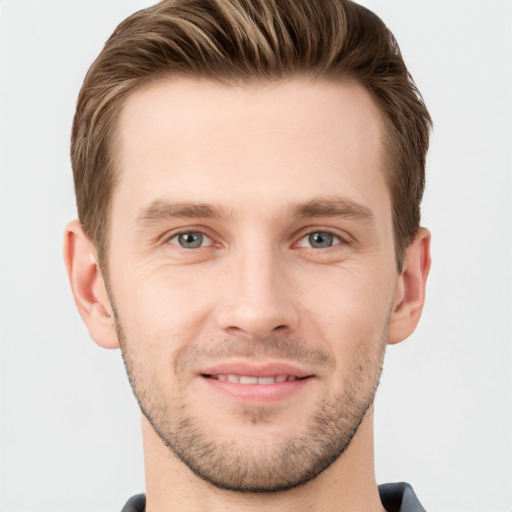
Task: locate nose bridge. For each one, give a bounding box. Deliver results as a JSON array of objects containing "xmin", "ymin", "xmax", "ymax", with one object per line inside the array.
[
  {"xmin": 238, "ymin": 240, "xmax": 281, "ymax": 305},
  {"xmin": 216, "ymin": 234, "xmax": 299, "ymax": 338}
]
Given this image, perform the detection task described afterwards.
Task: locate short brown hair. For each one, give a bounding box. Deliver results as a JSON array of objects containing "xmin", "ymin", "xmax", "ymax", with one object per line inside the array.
[{"xmin": 71, "ymin": 0, "xmax": 431, "ymax": 271}]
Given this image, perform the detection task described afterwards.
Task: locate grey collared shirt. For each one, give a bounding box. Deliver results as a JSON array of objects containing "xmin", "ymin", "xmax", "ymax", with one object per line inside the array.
[{"xmin": 378, "ymin": 482, "xmax": 426, "ymax": 512}]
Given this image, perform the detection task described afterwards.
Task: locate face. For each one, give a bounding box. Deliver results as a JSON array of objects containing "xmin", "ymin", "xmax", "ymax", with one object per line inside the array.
[{"xmin": 106, "ymin": 78, "xmax": 399, "ymax": 492}]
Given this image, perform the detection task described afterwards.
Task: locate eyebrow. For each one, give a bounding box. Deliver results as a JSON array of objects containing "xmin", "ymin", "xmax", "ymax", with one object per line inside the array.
[
  {"xmin": 290, "ymin": 197, "xmax": 374, "ymax": 223},
  {"xmin": 135, "ymin": 196, "xmax": 374, "ymax": 226},
  {"xmin": 136, "ymin": 200, "xmax": 224, "ymax": 225}
]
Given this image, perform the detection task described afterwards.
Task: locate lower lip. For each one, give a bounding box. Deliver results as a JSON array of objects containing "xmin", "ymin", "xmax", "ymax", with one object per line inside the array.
[{"xmin": 200, "ymin": 376, "xmax": 312, "ymax": 404}]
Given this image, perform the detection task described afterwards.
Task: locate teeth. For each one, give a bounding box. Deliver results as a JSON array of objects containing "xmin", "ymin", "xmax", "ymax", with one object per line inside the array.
[
  {"xmin": 239, "ymin": 376, "xmax": 258, "ymax": 384},
  {"xmin": 210, "ymin": 374, "xmax": 300, "ymax": 384},
  {"xmin": 257, "ymin": 377, "xmax": 276, "ymax": 385}
]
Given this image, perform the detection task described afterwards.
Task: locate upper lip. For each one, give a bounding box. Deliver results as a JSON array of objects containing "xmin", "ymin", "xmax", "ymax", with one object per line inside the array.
[{"xmin": 198, "ymin": 361, "xmax": 314, "ymax": 379}]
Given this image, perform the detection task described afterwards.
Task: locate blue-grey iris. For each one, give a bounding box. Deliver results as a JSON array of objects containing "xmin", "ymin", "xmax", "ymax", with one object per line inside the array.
[
  {"xmin": 309, "ymin": 232, "xmax": 334, "ymax": 248},
  {"xmin": 178, "ymin": 232, "xmax": 204, "ymax": 248}
]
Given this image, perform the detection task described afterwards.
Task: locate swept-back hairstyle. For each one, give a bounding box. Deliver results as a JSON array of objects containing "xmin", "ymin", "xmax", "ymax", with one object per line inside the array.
[{"xmin": 71, "ymin": 0, "xmax": 431, "ymax": 271}]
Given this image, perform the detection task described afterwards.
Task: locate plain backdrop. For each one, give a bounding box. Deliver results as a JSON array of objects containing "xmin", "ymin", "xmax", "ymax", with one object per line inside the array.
[{"xmin": 0, "ymin": 1, "xmax": 511, "ymax": 511}]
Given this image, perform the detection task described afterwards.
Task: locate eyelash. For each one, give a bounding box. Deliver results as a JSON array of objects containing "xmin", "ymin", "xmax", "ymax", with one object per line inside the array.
[
  {"xmin": 164, "ymin": 227, "xmax": 351, "ymax": 251},
  {"xmin": 295, "ymin": 231, "xmax": 345, "ymax": 249},
  {"xmin": 166, "ymin": 230, "xmax": 215, "ymax": 250}
]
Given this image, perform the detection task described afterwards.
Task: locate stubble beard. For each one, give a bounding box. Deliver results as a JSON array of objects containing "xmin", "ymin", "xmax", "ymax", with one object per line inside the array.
[{"xmin": 114, "ymin": 311, "xmax": 388, "ymax": 494}]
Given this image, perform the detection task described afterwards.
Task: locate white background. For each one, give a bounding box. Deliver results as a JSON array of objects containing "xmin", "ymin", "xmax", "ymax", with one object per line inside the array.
[{"xmin": 0, "ymin": 1, "xmax": 510, "ymax": 511}]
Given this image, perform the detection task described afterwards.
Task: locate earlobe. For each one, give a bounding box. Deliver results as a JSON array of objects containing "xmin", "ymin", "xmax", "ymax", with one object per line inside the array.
[
  {"xmin": 388, "ymin": 227, "xmax": 431, "ymax": 345},
  {"xmin": 63, "ymin": 220, "xmax": 120, "ymax": 349}
]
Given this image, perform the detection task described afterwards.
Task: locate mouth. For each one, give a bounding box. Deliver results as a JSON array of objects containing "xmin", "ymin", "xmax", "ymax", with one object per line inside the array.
[
  {"xmin": 198, "ymin": 363, "xmax": 314, "ymax": 403},
  {"xmin": 202, "ymin": 374, "xmax": 307, "ymax": 384}
]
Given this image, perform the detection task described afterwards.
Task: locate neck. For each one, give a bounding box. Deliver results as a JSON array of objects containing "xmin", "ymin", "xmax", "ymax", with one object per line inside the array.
[{"xmin": 142, "ymin": 407, "xmax": 386, "ymax": 512}]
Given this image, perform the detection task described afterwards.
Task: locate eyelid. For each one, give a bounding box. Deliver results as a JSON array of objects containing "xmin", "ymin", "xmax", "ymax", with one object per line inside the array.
[
  {"xmin": 168, "ymin": 231, "xmax": 213, "ymax": 248},
  {"xmin": 161, "ymin": 226, "xmax": 218, "ymax": 247},
  {"xmin": 293, "ymin": 227, "xmax": 353, "ymax": 248},
  {"xmin": 296, "ymin": 232, "xmax": 340, "ymax": 249},
  {"xmin": 158, "ymin": 225, "xmax": 352, "ymax": 250}
]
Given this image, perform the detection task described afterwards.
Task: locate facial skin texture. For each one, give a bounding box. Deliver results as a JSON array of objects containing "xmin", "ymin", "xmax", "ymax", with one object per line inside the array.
[{"xmin": 65, "ymin": 78, "xmax": 430, "ymax": 511}]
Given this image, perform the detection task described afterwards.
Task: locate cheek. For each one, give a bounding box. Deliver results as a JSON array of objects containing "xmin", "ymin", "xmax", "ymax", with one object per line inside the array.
[
  {"xmin": 110, "ymin": 260, "xmax": 221, "ymax": 358},
  {"xmin": 294, "ymin": 262, "xmax": 395, "ymax": 362},
  {"xmin": 299, "ymin": 257, "xmax": 394, "ymax": 312}
]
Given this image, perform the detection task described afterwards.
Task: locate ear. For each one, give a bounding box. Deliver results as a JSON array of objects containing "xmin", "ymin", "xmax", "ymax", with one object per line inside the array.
[
  {"xmin": 63, "ymin": 220, "xmax": 120, "ymax": 349},
  {"xmin": 388, "ymin": 227, "xmax": 431, "ymax": 345}
]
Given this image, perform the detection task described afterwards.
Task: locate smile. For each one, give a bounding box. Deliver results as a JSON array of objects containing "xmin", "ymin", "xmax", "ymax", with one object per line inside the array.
[
  {"xmin": 199, "ymin": 365, "xmax": 314, "ymax": 404},
  {"xmin": 204, "ymin": 374, "xmax": 304, "ymax": 384}
]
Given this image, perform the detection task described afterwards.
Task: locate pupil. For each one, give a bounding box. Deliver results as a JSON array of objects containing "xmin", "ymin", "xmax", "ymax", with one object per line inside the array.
[
  {"xmin": 309, "ymin": 232, "xmax": 333, "ymax": 248},
  {"xmin": 179, "ymin": 232, "xmax": 202, "ymax": 248}
]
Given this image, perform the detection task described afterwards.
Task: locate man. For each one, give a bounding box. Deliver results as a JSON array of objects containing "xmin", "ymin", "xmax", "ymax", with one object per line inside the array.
[{"xmin": 63, "ymin": 0, "xmax": 431, "ymax": 510}]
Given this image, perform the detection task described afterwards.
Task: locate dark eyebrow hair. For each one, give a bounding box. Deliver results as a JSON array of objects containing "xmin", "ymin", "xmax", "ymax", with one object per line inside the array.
[
  {"xmin": 136, "ymin": 196, "xmax": 374, "ymax": 227},
  {"xmin": 136, "ymin": 200, "xmax": 224, "ymax": 225},
  {"xmin": 290, "ymin": 197, "xmax": 374, "ymax": 222}
]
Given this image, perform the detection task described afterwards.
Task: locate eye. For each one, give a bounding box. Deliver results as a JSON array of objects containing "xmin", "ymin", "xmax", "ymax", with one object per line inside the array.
[
  {"xmin": 168, "ymin": 231, "xmax": 212, "ymax": 249},
  {"xmin": 297, "ymin": 231, "xmax": 342, "ymax": 249}
]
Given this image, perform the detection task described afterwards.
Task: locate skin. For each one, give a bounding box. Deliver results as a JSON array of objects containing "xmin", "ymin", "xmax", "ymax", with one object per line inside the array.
[{"xmin": 64, "ymin": 78, "xmax": 431, "ymax": 512}]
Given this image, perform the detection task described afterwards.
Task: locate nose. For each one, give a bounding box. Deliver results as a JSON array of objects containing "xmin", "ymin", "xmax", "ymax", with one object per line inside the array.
[{"xmin": 215, "ymin": 246, "xmax": 300, "ymax": 340}]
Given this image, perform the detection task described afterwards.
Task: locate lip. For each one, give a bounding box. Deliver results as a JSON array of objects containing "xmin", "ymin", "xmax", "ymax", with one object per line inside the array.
[
  {"xmin": 197, "ymin": 360, "xmax": 315, "ymax": 404},
  {"xmin": 198, "ymin": 361, "xmax": 313, "ymax": 379}
]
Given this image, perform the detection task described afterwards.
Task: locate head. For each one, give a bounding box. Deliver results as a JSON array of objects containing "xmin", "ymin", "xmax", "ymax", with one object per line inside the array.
[{"xmin": 65, "ymin": 0, "xmax": 431, "ymax": 496}]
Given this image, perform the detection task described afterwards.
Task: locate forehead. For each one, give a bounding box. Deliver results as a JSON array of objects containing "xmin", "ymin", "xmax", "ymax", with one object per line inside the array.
[{"xmin": 113, "ymin": 77, "xmax": 389, "ymax": 223}]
